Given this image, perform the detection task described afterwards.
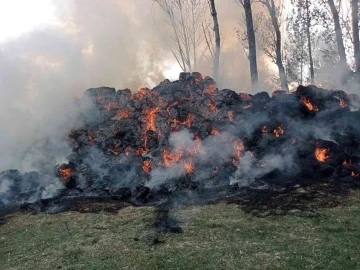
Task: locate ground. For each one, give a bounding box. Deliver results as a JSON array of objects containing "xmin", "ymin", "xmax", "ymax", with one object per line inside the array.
[{"xmin": 1, "ymin": 190, "xmax": 360, "ymax": 270}]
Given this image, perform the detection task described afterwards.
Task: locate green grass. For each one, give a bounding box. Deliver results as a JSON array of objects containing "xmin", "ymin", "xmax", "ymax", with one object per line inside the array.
[{"xmin": 1, "ymin": 191, "xmax": 360, "ymax": 270}]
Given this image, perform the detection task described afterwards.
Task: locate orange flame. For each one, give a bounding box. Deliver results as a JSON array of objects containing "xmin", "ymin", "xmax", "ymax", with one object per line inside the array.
[
  {"xmin": 116, "ymin": 110, "xmax": 131, "ymax": 119},
  {"xmin": 137, "ymin": 87, "xmax": 147, "ymax": 100},
  {"xmin": 315, "ymin": 148, "xmax": 330, "ymax": 163},
  {"xmin": 143, "ymin": 107, "xmax": 160, "ymax": 132},
  {"xmin": 163, "ymin": 149, "xmax": 183, "ymax": 167},
  {"xmin": 208, "ymin": 102, "xmax": 217, "ymax": 111},
  {"xmin": 174, "ymin": 114, "xmax": 194, "ymax": 128},
  {"xmin": 300, "ymin": 96, "xmax": 318, "ymax": 111},
  {"xmin": 273, "ymin": 125, "xmax": 284, "ymax": 138},
  {"xmin": 59, "ymin": 168, "xmax": 72, "ymax": 180},
  {"xmin": 233, "ymin": 139, "xmax": 245, "ymax": 160},
  {"xmin": 184, "ymin": 159, "xmax": 195, "ymax": 174},
  {"xmin": 339, "ymin": 98, "xmax": 347, "ymax": 108},
  {"xmin": 109, "ymin": 142, "xmax": 121, "ymax": 155},
  {"xmin": 142, "ymin": 160, "xmax": 151, "ymax": 173},
  {"xmin": 136, "ymin": 148, "xmax": 145, "ymax": 156},
  {"xmin": 351, "ymin": 171, "xmax": 359, "ymax": 177},
  {"xmin": 203, "ymin": 84, "xmax": 216, "ymax": 97},
  {"xmin": 228, "ymin": 111, "xmax": 234, "ymax": 122},
  {"xmin": 232, "ymin": 139, "xmax": 244, "ymax": 166},
  {"xmin": 342, "ymin": 159, "xmax": 351, "ymax": 166},
  {"xmin": 105, "ymin": 101, "xmax": 119, "ymax": 111}
]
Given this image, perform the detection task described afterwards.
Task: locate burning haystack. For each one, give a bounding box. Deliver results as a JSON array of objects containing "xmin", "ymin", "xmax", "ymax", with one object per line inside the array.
[{"xmin": 1, "ymin": 72, "xmax": 360, "ymax": 216}]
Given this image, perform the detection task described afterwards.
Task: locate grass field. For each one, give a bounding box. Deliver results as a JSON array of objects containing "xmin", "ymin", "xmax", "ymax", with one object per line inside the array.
[{"xmin": 1, "ymin": 191, "xmax": 360, "ymax": 270}]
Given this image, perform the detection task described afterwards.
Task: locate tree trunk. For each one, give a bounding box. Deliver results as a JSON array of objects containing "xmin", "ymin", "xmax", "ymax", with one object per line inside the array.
[
  {"xmin": 267, "ymin": 0, "xmax": 288, "ymax": 90},
  {"xmin": 243, "ymin": 0, "xmax": 259, "ymax": 89},
  {"xmin": 209, "ymin": 0, "xmax": 221, "ymax": 82},
  {"xmin": 306, "ymin": 0, "xmax": 315, "ymax": 84},
  {"xmin": 327, "ymin": 0, "xmax": 348, "ymax": 83},
  {"xmin": 352, "ymin": 0, "xmax": 360, "ymax": 77}
]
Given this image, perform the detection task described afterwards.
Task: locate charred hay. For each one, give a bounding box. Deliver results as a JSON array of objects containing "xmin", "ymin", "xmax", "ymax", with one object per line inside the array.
[{"xmin": 1, "ymin": 72, "xmax": 360, "ymax": 221}]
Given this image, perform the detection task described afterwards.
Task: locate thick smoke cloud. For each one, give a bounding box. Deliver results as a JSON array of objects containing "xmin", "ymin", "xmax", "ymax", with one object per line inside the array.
[{"xmin": 0, "ymin": 0, "xmax": 172, "ymax": 172}]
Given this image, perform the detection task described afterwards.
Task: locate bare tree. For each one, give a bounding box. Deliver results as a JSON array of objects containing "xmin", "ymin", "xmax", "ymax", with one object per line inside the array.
[
  {"xmin": 153, "ymin": 0, "xmax": 207, "ymax": 72},
  {"xmin": 305, "ymin": 0, "xmax": 315, "ymax": 84},
  {"xmin": 327, "ymin": 0, "xmax": 348, "ymax": 83},
  {"xmin": 207, "ymin": 0, "xmax": 221, "ymax": 82},
  {"xmin": 352, "ymin": 0, "xmax": 360, "ymax": 77},
  {"xmin": 237, "ymin": 0, "xmax": 259, "ymax": 89},
  {"xmin": 258, "ymin": 0, "xmax": 288, "ymax": 90}
]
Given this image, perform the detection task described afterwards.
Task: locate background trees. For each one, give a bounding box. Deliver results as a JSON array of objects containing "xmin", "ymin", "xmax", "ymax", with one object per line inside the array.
[{"xmin": 153, "ymin": 0, "xmax": 360, "ymax": 91}]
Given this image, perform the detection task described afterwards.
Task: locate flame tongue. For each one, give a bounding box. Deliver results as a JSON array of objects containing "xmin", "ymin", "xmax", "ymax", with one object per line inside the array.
[
  {"xmin": 184, "ymin": 159, "xmax": 194, "ymax": 174},
  {"xmin": 273, "ymin": 125, "xmax": 284, "ymax": 138},
  {"xmin": 315, "ymin": 147, "xmax": 330, "ymax": 163},
  {"xmin": 142, "ymin": 160, "xmax": 151, "ymax": 173},
  {"xmin": 59, "ymin": 168, "xmax": 72, "ymax": 180},
  {"xmin": 300, "ymin": 96, "xmax": 318, "ymax": 111}
]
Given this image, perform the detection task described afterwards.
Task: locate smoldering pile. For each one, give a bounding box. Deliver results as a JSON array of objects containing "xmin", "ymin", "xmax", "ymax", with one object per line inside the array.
[{"xmin": 1, "ymin": 72, "xmax": 360, "ymax": 216}]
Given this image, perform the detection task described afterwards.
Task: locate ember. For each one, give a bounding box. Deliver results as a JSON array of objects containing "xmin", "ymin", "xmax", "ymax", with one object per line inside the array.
[
  {"xmin": 142, "ymin": 160, "xmax": 151, "ymax": 173},
  {"xmin": 163, "ymin": 149, "xmax": 182, "ymax": 167},
  {"xmin": 315, "ymin": 148, "xmax": 330, "ymax": 163},
  {"xmin": 184, "ymin": 159, "xmax": 194, "ymax": 174},
  {"xmin": 339, "ymin": 98, "xmax": 347, "ymax": 108},
  {"xmin": 59, "ymin": 168, "xmax": 71, "ymax": 180},
  {"xmin": 273, "ymin": 125, "xmax": 284, "ymax": 138},
  {"xmin": 300, "ymin": 96, "xmax": 318, "ymax": 111}
]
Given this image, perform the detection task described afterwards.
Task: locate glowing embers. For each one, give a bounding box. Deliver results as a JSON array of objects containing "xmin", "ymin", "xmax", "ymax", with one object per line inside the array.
[
  {"xmin": 232, "ymin": 139, "xmax": 245, "ymax": 167},
  {"xmin": 339, "ymin": 98, "xmax": 347, "ymax": 108},
  {"xmin": 273, "ymin": 125, "xmax": 284, "ymax": 138},
  {"xmin": 142, "ymin": 160, "xmax": 151, "ymax": 173},
  {"xmin": 136, "ymin": 87, "xmax": 147, "ymax": 100},
  {"xmin": 59, "ymin": 167, "xmax": 72, "ymax": 180},
  {"xmin": 343, "ymin": 159, "xmax": 351, "ymax": 166},
  {"xmin": 104, "ymin": 101, "xmax": 120, "ymax": 111},
  {"xmin": 300, "ymin": 96, "xmax": 318, "ymax": 111},
  {"xmin": 173, "ymin": 114, "xmax": 194, "ymax": 129},
  {"xmin": 115, "ymin": 110, "xmax": 131, "ymax": 119},
  {"xmin": 351, "ymin": 171, "xmax": 359, "ymax": 177},
  {"xmin": 261, "ymin": 125, "xmax": 284, "ymax": 137},
  {"xmin": 162, "ymin": 149, "xmax": 183, "ymax": 167},
  {"xmin": 262, "ymin": 126, "xmax": 269, "ymax": 133},
  {"xmin": 143, "ymin": 107, "xmax": 160, "ymax": 132},
  {"xmin": 109, "ymin": 142, "xmax": 121, "ymax": 156},
  {"xmin": 208, "ymin": 102, "xmax": 217, "ymax": 111},
  {"xmin": 203, "ymin": 83, "xmax": 216, "ymax": 97},
  {"xmin": 314, "ymin": 147, "xmax": 330, "ymax": 163},
  {"xmin": 184, "ymin": 159, "xmax": 195, "ymax": 174}
]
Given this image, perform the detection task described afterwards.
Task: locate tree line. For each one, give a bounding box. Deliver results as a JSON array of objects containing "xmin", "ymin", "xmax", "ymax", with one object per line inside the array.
[{"xmin": 153, "ymin": 0, "xmax": 360, "ymax": 91}]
